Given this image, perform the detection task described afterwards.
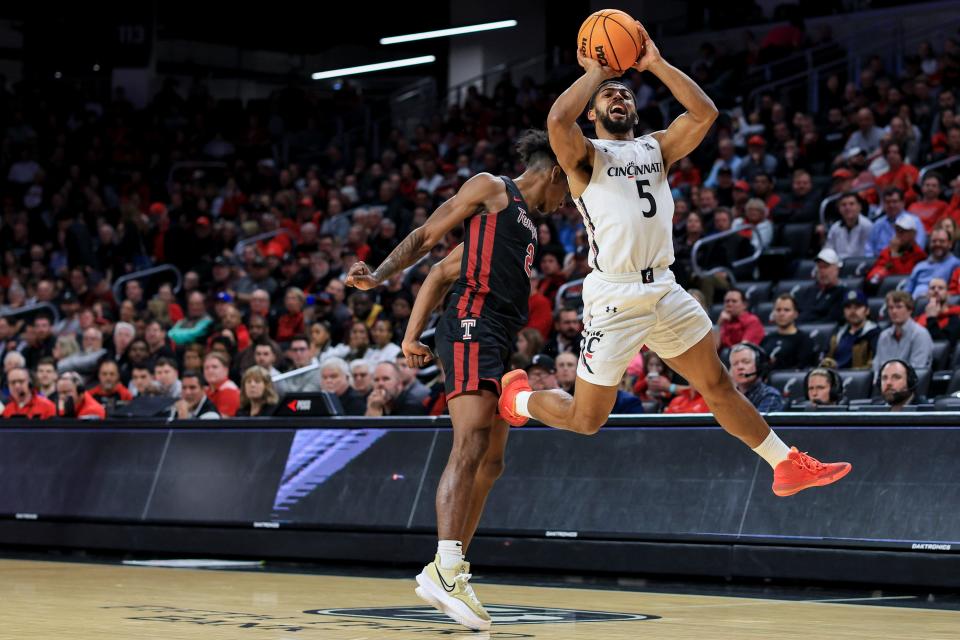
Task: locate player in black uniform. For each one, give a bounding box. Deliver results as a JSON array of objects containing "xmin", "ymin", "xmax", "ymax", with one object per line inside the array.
[{"xmin": 346, "ymin": 130, "xmax": 568, "ymax": 630}]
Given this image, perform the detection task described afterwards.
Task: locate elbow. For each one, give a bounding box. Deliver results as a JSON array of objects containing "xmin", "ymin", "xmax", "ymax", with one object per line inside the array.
[
  {"xmin": 702, "ymin": 101, "xmax": 719, "ymax": 124},
  {"xmin": 547, "ymin": 110, "xmax": 568, "ymax": 132}
]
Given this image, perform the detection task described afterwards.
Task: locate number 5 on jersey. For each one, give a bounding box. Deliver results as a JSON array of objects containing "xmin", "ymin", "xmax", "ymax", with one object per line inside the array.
[{"xmin": 636, "ymin": 179, "xmax": 657, "ymax": 218}]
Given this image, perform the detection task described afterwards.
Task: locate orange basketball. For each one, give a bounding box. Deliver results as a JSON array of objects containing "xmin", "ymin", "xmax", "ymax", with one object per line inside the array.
[{"xmin": 577, "ymin": 9, "xmax": 644, "ymax": 73}]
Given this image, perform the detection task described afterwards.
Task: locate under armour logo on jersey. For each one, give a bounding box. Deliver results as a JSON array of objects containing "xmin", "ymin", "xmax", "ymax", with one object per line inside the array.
[
  {"xmin": 460, "ymin": 319, "xmax": 477, "ymax": 340},
  {"xmin": 605, "ymin": 306, "xmax": 618, "ymax": 313},
  {"xmin": 642, "ymin": 142, "xmax": 655, "ymax": 151}
]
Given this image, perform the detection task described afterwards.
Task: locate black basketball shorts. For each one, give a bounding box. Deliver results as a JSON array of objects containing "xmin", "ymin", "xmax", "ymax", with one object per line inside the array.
[{"xmin": 434, "ymin": 310, "xmax": 515, "ymax": 400}]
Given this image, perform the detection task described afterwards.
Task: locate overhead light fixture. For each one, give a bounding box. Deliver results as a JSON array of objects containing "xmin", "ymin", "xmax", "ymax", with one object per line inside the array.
[
  {"xmin": 380, "ymin": 20, "xmax": 518, "ymax": 45},
  {"xmin": 311, "ymin": 55, "xmax": 436, "ymax": 80}
]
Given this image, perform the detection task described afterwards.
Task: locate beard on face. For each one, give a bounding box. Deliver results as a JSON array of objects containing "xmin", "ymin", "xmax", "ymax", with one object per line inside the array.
[{"xmin": 597, "ymin": 109, "xmax": 635, "ymax": 134}]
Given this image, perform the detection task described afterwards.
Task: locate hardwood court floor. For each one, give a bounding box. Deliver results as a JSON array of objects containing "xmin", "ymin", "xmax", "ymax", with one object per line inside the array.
[{"xmin": 1, "ymin": 558, "xmax": 958, "ymax": 639}]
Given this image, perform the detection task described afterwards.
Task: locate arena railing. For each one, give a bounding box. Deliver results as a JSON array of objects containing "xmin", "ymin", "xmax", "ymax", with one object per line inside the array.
[
  {"xmin": 690, "ymin": 224, "xmax": 762, "ymax": 285},
  {"xmin": 234, "ymin": 229, "xmax": 295, "ymax": 256},
  {"xmin": 112, "ymin": 265, "xmax": 183, "ymax": 303},
  {"xmin": 818, "ymin": 182, "xmax": 877, "ymax": 229},
  {"xmin": 918, "ymin": 154, "xmax": 960, "ymax": 184},
  {"xmin": 747, "ymin": 14, "xmax": 960, "ymax": 113},
  {"xmin": 0, "ymin": 302, "xmax": 61, "ymax": 324}
]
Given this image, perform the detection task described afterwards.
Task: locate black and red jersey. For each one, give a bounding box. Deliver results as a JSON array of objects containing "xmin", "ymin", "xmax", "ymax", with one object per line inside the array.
[{"xmin": 448, "ymin": 176, "xmax": 538, "ymax": 330}]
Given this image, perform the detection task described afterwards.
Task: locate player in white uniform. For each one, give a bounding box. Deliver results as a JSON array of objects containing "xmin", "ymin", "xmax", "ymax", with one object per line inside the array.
[{"xmin": 500, "ymin": 24, "xmax": 851, "ymax": 497}]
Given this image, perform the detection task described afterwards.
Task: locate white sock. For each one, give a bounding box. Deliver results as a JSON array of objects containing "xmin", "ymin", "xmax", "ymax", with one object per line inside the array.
[
  {"xmin": 752, "ymin": 430, "xmax": 792, "ymax": 469},
  {"xmin": 437, "ymin": 540, "xmax": 463, "ymax": 569},
  {"xmin": 515, "ymin": 391, "xmax": 533, "ymax": 418}
]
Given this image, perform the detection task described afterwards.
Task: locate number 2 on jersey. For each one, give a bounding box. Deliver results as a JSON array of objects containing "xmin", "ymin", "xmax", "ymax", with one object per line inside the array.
[
  {"xmin": 524, "ymin": 243, "xmax": 535, "ymax": 277},
  {"xmin": 635, "ymin": 179, "xmax": 658, "ymax": 218}
]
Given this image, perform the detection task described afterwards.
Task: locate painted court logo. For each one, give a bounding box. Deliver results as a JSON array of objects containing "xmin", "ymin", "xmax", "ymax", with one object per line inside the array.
[{"xmin": 306, "ymin": 604, "xmax": 659, "ymax": 625}]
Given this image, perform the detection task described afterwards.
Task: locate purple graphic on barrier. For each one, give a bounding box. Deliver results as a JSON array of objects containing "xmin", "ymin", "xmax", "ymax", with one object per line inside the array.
[{"xmin": 272, "ymin": 429, "xmax": 387, "ymax": 513}]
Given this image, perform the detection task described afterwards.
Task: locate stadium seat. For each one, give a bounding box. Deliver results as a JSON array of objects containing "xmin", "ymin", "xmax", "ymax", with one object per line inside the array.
[
  {"xmin": 743, "ymin": 281, "xmax": 773, "ymax": 305},
  {"xmin": 868, "ymin": 297, "xmax": 886, "ymax": 321},
  {"xmin": 773, "ymin": 279, "xmax": 807, "ymax": 298},
  {"xmin": 768, "ymin": 369, "xmax": 807, "ymax": 400},
  {"xmin": 948, "ymin": 370, "xmax": 960, "ymax": 395},
  {"xmin": 838, "ymin": 369, "xmax": 874, "ymax": 401},
  {"xmin": 877, "ymin": 274, "xmax": 908, "ymax": 296},
  {"xmin": 709, "ymin": 303, "xmax": 723, "ymax": 323},
  {"xmin": 792, "ymin": 259, "xmax": 816, "ymax": 279},
  {"xmin": 931, "ymin": 340, "xmax": 950, "ymax": 370},
  {"xmin": 840, "ymin": 256, "xmax": 872, "ymax": 278},
  {"xmin": 798, "ymin": 322, "xmax": 837, "ymax": 358},
  {"xmin": 779, "ymin": 223, "xmax": 814, "ymax": 259},
  {"xmin": 950, "ymin": 343, "xmax": 960, "ymax": 369},
  {"xmin": 841, "ymin": 276, "xmax": 865, "ymax": 291},
  {"xmin": 754, "ymin": 301, "xmax": 775, "ymax": 323},
  {"xmin": 933, "ymin": 396, "xmax": 960, "ymax": 411}
]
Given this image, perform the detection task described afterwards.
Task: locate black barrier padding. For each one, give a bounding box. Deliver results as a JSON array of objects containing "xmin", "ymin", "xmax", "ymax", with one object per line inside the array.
[
  {"xmin": 1, "ymin": 424, "xmax": 959, "ymax": 551},
  {"xmin": 276, "ymin": 430, "xmax": 438, "ymax": 527},
  {"xmin": 741, "ymin": 428, "xmax": 960, "ymax": 543},
  {"xmin": 144, "ymin": 430, "xmax": 294, "ymax": 522},
  {"xmin": 0, "ymin": 430, "xmax": 167, "ymax": 519},
  {"xmin": 410, "ymin": 429, "xmax": 756, "ymax": 535}
]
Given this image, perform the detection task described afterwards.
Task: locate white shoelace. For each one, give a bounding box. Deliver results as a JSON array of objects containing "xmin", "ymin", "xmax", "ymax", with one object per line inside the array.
[{"xmin": 454, "ymin": 572, "xmax": 483, "ymax": 607}]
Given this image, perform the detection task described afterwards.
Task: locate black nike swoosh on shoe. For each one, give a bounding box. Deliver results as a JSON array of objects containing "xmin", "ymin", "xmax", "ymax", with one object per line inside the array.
[{"xmin": 435, "ymin": 563, "xmax": 456, "ymax": 592}]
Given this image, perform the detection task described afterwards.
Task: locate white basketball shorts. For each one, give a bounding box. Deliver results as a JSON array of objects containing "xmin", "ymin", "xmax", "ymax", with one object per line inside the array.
[{"xmin": 576, "ymin": 268, "xmax": 713, "ymax": 387}]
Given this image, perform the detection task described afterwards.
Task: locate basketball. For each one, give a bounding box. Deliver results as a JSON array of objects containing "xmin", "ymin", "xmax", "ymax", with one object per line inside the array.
[{"xmin": 577, "ymin": 9, "xmax": 644, "ymax": 73}]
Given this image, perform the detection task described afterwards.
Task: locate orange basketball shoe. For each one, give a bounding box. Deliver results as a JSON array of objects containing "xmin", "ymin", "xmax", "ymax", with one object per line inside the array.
[
  {"xmin": 772, "ymin": 447, "xmax": 852, "ymax": 497},
  {"xmin": 498, "ymin": 370, "xmax": 531, "ymax": 427}
]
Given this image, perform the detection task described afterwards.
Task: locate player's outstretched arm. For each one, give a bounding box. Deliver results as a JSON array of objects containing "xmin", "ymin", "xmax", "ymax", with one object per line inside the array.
[
  {"xmin": 547, "ymin": 52, "xmax": 616, "ymax": 189},
  {"xmin": 401, "ymin": 243, "xmax": 464, "ymax": 368},
  {"xmin": 345, "ymin": 174, "xmax": 506, "ymax": 290},
  {"xmin": 633, "ymin": 23, "xmax": 718, "ymax": 168}
]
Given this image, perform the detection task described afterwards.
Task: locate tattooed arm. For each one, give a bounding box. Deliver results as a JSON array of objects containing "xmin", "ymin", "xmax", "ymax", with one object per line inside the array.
[
  {"xmin": 345, "ymin": 173, "xmax": 507, "ymax": 290},
  {"xmin": 402, "ymin": 243, "xmax": 464, "ymax": 368}
]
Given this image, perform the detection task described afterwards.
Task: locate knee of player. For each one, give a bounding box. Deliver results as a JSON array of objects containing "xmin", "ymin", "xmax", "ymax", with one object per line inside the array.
[
  {"xmin": 451, "ymin": 433, "xmax": 492, "ymax": 466},
  {"xmin": 698, "ymin": 367, "xmax": 735, "ymax": 401},
  {"xmin": 576, "ymin": 413, "xmax": 607, "ymax": 435}
]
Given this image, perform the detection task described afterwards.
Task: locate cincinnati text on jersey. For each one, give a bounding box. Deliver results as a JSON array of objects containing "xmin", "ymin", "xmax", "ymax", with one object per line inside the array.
[{"xmin": 607, "ymin": 161, "xmax": 663, "ymax": 177}]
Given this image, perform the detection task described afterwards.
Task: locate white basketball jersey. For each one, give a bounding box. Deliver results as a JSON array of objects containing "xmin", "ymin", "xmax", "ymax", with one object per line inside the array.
[{"xmin": 574, "ymin": 135, "xmax": 675, "ymax": 274}]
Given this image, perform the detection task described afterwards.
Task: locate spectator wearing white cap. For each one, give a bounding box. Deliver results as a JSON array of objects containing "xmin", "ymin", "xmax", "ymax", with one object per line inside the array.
[
  {"xmin": 904, "ymin": 228, "xmax": 960, "ymax": 299},
  {"xmin": 824, "ymin": 192, "xmax": 873, "ymax": 259},
  {"xmin": 866, "ymin": 188, "xmax": 926, "ymax": 258},
  {"xmin": 795, "ymin": 248, "xmax": 849, "ymax": 323},
  {"xmin": 865, "ymin": 214, "xmax": 927, "ymax": 293}
]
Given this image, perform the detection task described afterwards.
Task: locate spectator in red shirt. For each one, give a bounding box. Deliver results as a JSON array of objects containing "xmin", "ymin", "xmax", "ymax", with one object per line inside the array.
[
  {"xmin": 2, "ymin": 367, "xmax": 56, "ymax": 419},
  {"xmin": 525, "ymin": 272, "xmax": 554, "ymax": 340},
  {"xmin": 908, "ymin": 173, "xmax": 949, "ymax": 233},
  {"xmin": 88, "ymin": 359, "xmax": 134, "ymax": 412},
  {"xmin": 346, "ymin": 223, "xmax": 372, "ymax": 262},
  {"xmin": 203, "ymin": 351, "xmax": 240, "ymax": 417},
  {"xmin": 664, "ymin": 388, "xmax": 710, "ymax": 413},
  {"xmin": 718, "ymin": 288, "xmax": 765, "ymax": 349},
  {"xmin": 221, "ymin": 304, "xmax": 250, "ymax": 352},
  {"xmin": 866, "ymin": 214, "xmax": 927, "ymax": 292},
  {"xmin": 275, "ymin": 287, "xmax": 306, "ymax": 343},
  {"xmin": 875, "ymin": 141, "xmax": 919, "ymax": 205},
  {"xmin": 535, "ymin": 250, "xmax": 567, "ymax": 303},
  {"xmin": 56, "ymin": 372, "xmax": 106, "ymax": 420}
]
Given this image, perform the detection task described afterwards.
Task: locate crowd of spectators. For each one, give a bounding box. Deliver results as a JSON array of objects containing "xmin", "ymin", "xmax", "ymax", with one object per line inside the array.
[{"xmin": 1, "ymin": 19, "xmax": 960, "ymax": 421}]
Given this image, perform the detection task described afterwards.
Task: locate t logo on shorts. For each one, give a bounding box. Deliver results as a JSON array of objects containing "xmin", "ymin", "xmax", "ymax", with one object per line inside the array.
[{"xmin": 460, "ymin": 319, "xmax": 477, "ymax": 340}]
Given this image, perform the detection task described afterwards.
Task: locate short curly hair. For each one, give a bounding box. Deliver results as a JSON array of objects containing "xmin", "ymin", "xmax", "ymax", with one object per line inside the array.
[{"xmin": 515, "ymin": 129, "xmax": 557, "ymax": 169}]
